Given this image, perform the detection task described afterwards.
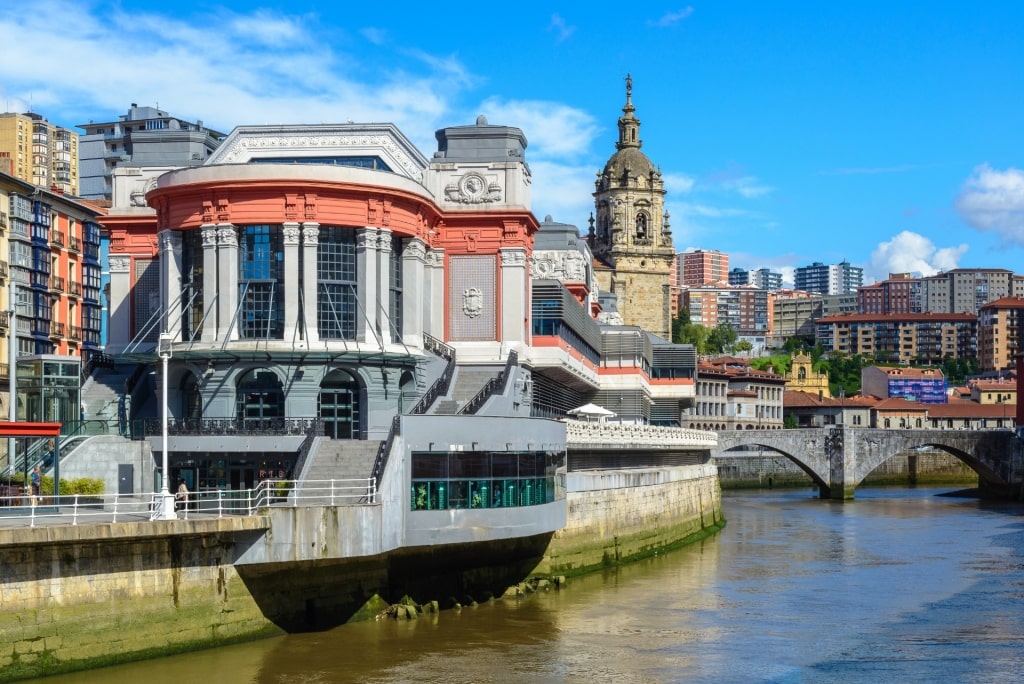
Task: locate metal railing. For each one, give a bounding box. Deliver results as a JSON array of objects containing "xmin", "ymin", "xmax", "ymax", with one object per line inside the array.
[
  {"xmin": 0, "ymin": 477, "xmax": 377, "ymax": 527},
  {"xmin": 409, "ymin": 334, "xmax": 456, "ymax": 415},
  {"xmin": 458, "ymin": 349, "xmax": 519, "ymax": 415}
]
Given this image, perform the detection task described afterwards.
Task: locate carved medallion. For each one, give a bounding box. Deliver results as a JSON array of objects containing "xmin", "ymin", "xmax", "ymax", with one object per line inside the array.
[{"xmin": 463, "ymin": 287, "xmax": 484, "ymax": 318}]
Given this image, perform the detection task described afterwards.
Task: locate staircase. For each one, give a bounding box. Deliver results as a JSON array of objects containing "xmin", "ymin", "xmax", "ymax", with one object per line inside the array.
[
  {"xmin": 295, "ymin": 439, "xmax": 382, "ymax": 504},
  {"xmin": 81, "ymin": 363, "xmax": 139, "ymax": 424},
  {"xmin": 431, "ymin": 367, "xmax": 502, "ymax": 415}
]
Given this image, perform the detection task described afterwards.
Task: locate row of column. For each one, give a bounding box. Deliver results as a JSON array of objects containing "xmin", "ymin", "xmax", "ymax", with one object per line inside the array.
[{"xmin": 159, "ymin": 224, "xmax": 445, "ymax": 349}]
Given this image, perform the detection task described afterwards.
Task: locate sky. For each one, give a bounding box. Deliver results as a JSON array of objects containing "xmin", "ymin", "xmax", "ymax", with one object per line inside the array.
[{"xmin": 2, "ymin": 1, "xmax": 1024, "ymax": 285}]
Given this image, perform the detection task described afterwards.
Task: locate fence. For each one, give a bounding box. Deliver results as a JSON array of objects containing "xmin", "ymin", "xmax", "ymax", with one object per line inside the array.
[{"xmin": 0, "ymin": 477, "xmax": 376, "ymax": 528}]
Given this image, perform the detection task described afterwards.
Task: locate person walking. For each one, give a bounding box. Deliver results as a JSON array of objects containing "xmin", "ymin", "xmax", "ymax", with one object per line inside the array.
[
  {"xmin": 30, "ymin": 466, "xmax": 41, "ymax": 505},
  {"xmin": 175, "ymin": 479, "xmax": 189, "ymax": 512}
]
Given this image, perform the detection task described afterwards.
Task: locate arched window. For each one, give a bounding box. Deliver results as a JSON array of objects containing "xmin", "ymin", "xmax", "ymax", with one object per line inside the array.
[
  {"xmin": 635, "ymin": 212, "xmax": 648, "ymax": 240},
  {"xmin": 236, "ymin": 369, "xmax": 284, "ymax": 423}
]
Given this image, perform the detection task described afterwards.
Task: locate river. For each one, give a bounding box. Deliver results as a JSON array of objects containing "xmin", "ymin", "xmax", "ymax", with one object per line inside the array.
[{"xmin": 28, "ymin": 486, "xmax": 1024, "ymax": 683}]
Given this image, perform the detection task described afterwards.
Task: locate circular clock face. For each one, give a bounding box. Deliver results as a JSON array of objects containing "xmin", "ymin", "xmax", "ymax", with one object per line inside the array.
[{"xmin": 459, "ymin": 173, "xmax": 486, "ymax": 199}]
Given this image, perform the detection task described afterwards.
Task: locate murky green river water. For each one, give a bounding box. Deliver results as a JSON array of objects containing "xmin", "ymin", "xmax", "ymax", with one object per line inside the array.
[{"xmin": 29, "ymin": 486, "xmax": 1024, "ymax": 683}]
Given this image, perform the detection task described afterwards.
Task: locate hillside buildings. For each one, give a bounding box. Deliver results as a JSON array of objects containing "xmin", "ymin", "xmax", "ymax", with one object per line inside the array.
[
  {"xmin": 793, "ymin": 260, "xmax": 863, "ymax": 295},
  {"xmin": 0, "ymin": 112, "xmax": 79, "ymax": 195},
  {"xmin": 679, "ymin": 250, "xmax": 729, "ymax": 287},
  {"xmin": 816, "ymin": 312, "xmax": 977, "ymax": 364}
]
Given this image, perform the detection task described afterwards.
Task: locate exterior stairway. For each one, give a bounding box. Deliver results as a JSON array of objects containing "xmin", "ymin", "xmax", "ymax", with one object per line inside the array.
[
  {"xmin": 431, "ymin": 367, "xmax": 502, "ymax": 415},
  {"xmin": 294, "ymin": 439, "xmax": 382, "ymax": 504},
  {"xmin": 81, "ymin": 364, "xmax": 139, "ymax": 426}
]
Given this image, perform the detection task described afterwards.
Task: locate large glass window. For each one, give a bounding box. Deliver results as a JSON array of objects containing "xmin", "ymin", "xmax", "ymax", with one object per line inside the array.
[
  {"xmin": 239, "ymin": 225, "xmax": 284, "ymax": 339},
  {"xmin": 410, "ymin": 449, "xmax": 565, "ymax": 511},
  {"xmin": 181, "ymin": 230, "xmax": 204, "ymax": 340},
  {"xmin": 389, "ymin": 236, "xmax": 403, "ymax": 340},
  {"xmin": 317, "ymin": 227, "xmax": 357, "ymax": 339}
]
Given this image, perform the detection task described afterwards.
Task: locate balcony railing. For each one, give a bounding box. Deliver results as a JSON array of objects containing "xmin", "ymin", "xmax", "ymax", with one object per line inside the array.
[
  {"xmin": 49, "ymin": 275, "xmax": 65, "ymax": 293},
  {"xmin": 0, "ymin": 212, "xmax": 6, "ymax": 230},
  {"xmin": 49, "ymin": 321, "xmax": 66, "ymax": 339},
  {"xmin": 0, "ymin": 311, "xmax": 8, "ymax": 330},
  {"xmin": 68, "ymin": 281, "xmax": 82, "ymax": 297},
  {"xmin": 49, "ymin": 230, "xmax": 65, "ymax": 248},
  {"xmin": 69, "ymin": 325, "xmax": 82, "ymax": 342},
  {"xmin": 0, "ymin": 261, "xmax": 7, "ymax": 280},
  {"xmin": 68, "ymin": 236, "xmax": 80, "ymax": 253}
]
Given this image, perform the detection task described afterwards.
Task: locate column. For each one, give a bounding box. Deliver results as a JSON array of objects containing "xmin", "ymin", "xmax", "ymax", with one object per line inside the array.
[
  {"xmin": 217, "ymin": 223, "xmax": 238, "ymax": 341},
  {"xmin": 282, "ymin": 222, "xmax": 301, "ymax": 343},
  {"xmin": 376, "ymin": 229, "xmax": 392, "ymax": 346},
  {"xmin": 159, "ymin": 230, "xmax": 183, "ymax": 339},
  {"xmin": 356, "ymin": 228, "xmax": 378, "ymax": 345},
  {"xmin": 425, "ymin": 248, "xmax": 445, "ymax": 338},
  {"xmin": 302, "ymin": 222, "xmax": 320, "ymax": 344},
  {"xmin": 499, "ymin": 247, "xmax": 528, "ymax": 345},
  {"xmin": 106, "ymin": 256, "xmax": 131, "ymax": 354},
  {"xmin": 401, "ymin": 239, "xmax": 426, "ymax": 349},
  {"xmin": 200, "ymin": 225, "xmax": 218, "ymax": 343}
]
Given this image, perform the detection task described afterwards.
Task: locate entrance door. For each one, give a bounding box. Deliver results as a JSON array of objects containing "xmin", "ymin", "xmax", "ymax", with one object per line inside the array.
[
  {"xmin": 320, "ymin": 389, "xmax": 357, "ymax": 439},
  {"xmin": 319, "ymin": 370, "xmax": 361, "ymax": 439}
]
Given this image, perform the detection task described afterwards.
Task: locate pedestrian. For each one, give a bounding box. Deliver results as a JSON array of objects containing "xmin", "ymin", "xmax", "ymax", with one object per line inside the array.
[
  {"xmin": 31, "ymin": 466, "xmax": 41, "ymax": 505},
  {"xmin": 175, "ymin": 479, "xmax": 189, "ymax": 512}
]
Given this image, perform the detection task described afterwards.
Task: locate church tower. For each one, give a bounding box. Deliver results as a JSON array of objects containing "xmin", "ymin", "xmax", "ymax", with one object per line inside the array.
[{"xmin": 589, "ymin": 75, "xmax": 675, "ymax": 340}]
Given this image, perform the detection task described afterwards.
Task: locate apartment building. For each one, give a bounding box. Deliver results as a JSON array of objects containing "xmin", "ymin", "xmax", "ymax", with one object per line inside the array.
[
  {"xmin": 0, "ymin": 112, "xmax": 79, "ymax": 195},
  {"xmin": 816, "ymin": 313, "xmax": 977, "ymax": 363}
]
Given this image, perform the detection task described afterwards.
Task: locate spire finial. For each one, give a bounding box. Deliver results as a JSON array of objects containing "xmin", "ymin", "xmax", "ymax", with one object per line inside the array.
[{"xmin": 625, "ymin": 73, "xmax": 633, "ymax": 105}]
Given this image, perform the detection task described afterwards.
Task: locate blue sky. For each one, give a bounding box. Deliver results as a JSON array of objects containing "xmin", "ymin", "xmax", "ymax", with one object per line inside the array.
[{"xmin": 3, "ymin": 1, "xmax": 1024, "ymax": 285}]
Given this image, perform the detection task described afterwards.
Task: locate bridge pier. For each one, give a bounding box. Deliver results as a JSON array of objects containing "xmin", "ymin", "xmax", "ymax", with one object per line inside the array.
[{"xmin": 821, "ymin": 427, "xmax": 855, "ymax": 500}]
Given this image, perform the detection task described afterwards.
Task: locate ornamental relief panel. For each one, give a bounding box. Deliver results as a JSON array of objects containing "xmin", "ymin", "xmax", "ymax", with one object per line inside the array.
[
  {"xmin": 444, "ymin": 172, "xmax": 502, "ymax": 204},
  {"xmin": 531, "ymin": 251, "xmax": 587, "ymax": 282}
]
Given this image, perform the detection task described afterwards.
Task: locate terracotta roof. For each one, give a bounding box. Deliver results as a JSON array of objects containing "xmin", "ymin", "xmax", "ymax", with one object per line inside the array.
[
  {"xmin": 867, "ymin": 366, "xmax": 945, "ymax": 379},
  {"xmin": 980, "ymin": 296, "xmax": 1024, "ymax": 310},
  {"xmin": 872, "ymin": 397, "xmax": 930, "ymax": 412},
  {"xmin": 926, "ymin": 400, "xmax": 1012, "ymax": 418}
]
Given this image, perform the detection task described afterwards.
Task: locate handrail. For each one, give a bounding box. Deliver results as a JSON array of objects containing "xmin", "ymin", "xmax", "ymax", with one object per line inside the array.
[
  {"xmin": 370, "ymin": 415, "xmax": 401, "ymax": 487},
  {"xmin": 0, "ymin": 478, "xmax": 378, "ymax": 526},
  {"xmin": 409, "ymin": 335, "xmax": 456, "ymax": 415},
  {"xmin": 290, "ymin": 418, "xmax": 324, "ymax": 481},
  {"xmin": 458, "ymin": 349, "xmax": 519, "ymax": 416}
]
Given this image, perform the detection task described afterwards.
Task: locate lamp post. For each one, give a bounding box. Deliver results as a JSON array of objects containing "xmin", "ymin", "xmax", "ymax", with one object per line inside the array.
[{"xmin": 158, "ymin": 332, "xmax": 176, "ymax": 519}]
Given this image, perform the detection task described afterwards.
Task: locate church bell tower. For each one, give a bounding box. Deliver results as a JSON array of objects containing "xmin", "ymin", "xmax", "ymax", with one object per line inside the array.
[{"xmin": 589, "ymin": 75, "xmax": 675, "ymax": 339}]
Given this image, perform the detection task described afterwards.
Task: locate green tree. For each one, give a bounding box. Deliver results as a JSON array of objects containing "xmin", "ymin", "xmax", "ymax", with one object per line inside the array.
[{"xmin": 707, "ymin": 323, "xmax": 738, "ymax": 355}]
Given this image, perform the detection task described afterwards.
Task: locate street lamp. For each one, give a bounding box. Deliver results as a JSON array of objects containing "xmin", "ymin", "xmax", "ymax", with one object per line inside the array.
[{"xmin": 158, "ymin": 332, "xmax": 176, "ymax": 519}]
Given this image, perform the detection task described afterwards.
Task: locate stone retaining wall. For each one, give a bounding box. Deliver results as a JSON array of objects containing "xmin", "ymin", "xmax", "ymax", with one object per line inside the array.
[
  {"xmin": 540, "ymin": 464, "xmax": 723, "ymax": 577},
  {"xmin": 0, "ymin": 518, "xmax": 279, "ymax": 682}
]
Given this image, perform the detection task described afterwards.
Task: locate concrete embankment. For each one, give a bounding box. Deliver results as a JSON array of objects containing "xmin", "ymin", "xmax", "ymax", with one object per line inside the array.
[{"xmin": 0, "ymin": 464, "xmax": 723, "ymax": 681}]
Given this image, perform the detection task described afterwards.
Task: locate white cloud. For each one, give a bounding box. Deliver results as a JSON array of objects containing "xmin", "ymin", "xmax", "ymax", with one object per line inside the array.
[
  {"xmin": 477, "ymin": 97, "xmax": 600, "ymax": 160},
  {"xmin": 663, "ymin": 172, "xmax": 696, "ymax": 194},
  {"xmin": 955, "ymin": 164, "xmax": 1024, "ymax": 245},
  {"xmin": 361, "ymin": 27, "xmax": 388, "ymax": 45},
  {"xmin": 677, "ymin": 202, "xmax": 752, "ymax": 219},
  {"xmin": 549, "ymin": 14, "xmax": 576, "ymax": 42},
  {"xmin": 868, "ymin": 231, "xmax": 968, "ymax": 281},
  {"xmin": 529, "ymin": 161, "xmax": 597, "ymax": 228},
  {"xmin": 648, "ymin": 8, "xmax": 695, "ymax": 27},
  {"xmin": 0, "ymin": 0, "xmax": 475, "ymax": 149}
]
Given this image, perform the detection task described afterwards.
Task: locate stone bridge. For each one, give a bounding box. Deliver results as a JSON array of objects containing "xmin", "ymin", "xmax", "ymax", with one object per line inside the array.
[{"xmin": 715, "ymin": 427, "xmax": 1024, "ymax": 500}]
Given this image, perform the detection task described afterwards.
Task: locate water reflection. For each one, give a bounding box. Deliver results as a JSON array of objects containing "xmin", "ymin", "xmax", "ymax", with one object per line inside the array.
[{"xmin": 26, "ymin": 487, "xmax": 1024, "ymax": 684}]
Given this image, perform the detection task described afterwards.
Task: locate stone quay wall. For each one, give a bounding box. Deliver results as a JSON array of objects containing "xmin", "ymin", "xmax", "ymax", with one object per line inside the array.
[
  {"xmin": 0, "ymin": 518, "xmax": 280, "ymax": 682},
  {"xmin": 540, "ymin": 464, "xmax": 723, "ymax": 577}
]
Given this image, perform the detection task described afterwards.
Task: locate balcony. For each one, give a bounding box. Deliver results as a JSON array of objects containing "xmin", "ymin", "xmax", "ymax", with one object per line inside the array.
[
  {"xmin": 49, "ymin": 230, "xmax": 65, "ymax": 248},
  {"xmin": 0, "ymin": 311, "xmax": 8, "ymax": 330},
  {"xmin": 49, "ymin": 275, "xmax": 65, "ymax": 293},
  {"xmin": 0, "ymin": 212, "xmax": 6, "ymax": 230},
  {"xmin": 68, "ymin": 281, "xmax": 82, "ymax": 298},
  {"xmin": 49, "ymin": 321, "xmax": 66, "ymax": 339},
  {"xmin": 69, "ymin": 325, "xmax": 82, "ymax": 342},
  {"xmin": 0, "ymin": 262, "xmax": 7, "ymax": 280},
  {"xmin": 68, "ymin": 235, "xmax": 81, "ymax": 253}
]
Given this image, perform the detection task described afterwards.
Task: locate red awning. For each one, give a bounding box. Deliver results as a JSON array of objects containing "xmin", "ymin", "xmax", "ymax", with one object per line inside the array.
[{"xmin": 0, "ymin": 422, "xmax": 62, "ymax": 437}]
